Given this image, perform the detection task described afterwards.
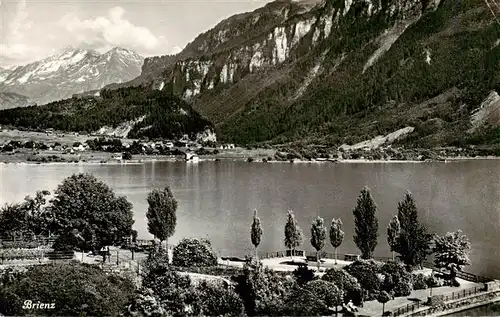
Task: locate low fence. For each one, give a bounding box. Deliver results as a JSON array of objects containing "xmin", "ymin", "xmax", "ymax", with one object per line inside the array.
[
  {"xmin": 422, "ymin": 261, "xmax": 494, "ymax": 283},
  {"xmin": 393, "ymin": 285, "xmax": 487, "ymax": 317},
  {"xmin": 259, "ymin": 250, "xmax": 394, "ymax": 263}
]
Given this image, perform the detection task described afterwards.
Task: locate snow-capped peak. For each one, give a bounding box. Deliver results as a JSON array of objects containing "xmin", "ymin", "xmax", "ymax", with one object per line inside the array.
[{"xmin": 0, "ymin": 46, "xmax": 144, "ymax": 107}]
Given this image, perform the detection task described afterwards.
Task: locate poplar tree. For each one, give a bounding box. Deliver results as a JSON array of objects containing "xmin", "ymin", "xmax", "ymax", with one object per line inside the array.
[
  {"xmin": 353, "ymin": 187, "xmax": 379, "ymax": 259},
  {"xmin": 250, "ymin": 209, "xmax": 263, "ymax": 260},
  {"xmin": 310, "ymin": 216, "xmax": 327, "ymax": 270},
  {"xmin": 387, "ymin": 215, "xmax": 401, "ymax": 261},
  {"xmin": 329, "ymin": 218, "xmax": 345, "ymax": 265},
  {"xmin": 395, "ymin": 191, "xmax": 432, "ymax": 268},
  {"xmin": 284, "ymin": 210, "xmax": 303, "ymax": 257}
]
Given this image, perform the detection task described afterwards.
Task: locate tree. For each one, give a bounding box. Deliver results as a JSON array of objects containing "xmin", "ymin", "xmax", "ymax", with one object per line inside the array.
[
  {"xmin": 0, "ymin": 262, "xmax": 135, "ymax": 316},
  {"xmin": 292, "ymin": 263, "xmax": 316, "ymax": 285},
  {"xmin": 284, "ymin": 210, "xmax": 303, "ymax": 257},
  {"xmin": 310, "ymin": 216, "xmax": 327, "ymax": 271},
  {"xmin": 387, "ymin": 215, "xmax": 401, "ymax": 261},
  {"xmin": 394, "ymin": 192, "xmax": 433, "ymax": 268},
  {"xmin": 146, "ymin": 187, "xmax": 177, "ymax": 249},
  {"xmin": 0, "ymin": 190, "xmax": 52, "ymax": 240},
  {"xmin": 251, "ymin": 209, "xmax": 263, "ymax": 260},
  {"xmin": 353, "ymin": 187, "xmax": 379, "ymax": 259},
  {"xmin": 48, "ymin": 173, "xmax": 134, "ymax": 252},
  {"xmin": 142, "ymin": 254, "xmax": 199, "ymax": 316},
  {"xmin": 122, "ymin": 152, "xmax": 132, "ymax": 160},
  {"xmin": 322, "ymin": 268, "xmax": 363, "ymax": 305},
  {"xmin": 330, "ymin": 218, "xmax": 345, "ymax": 265},
  {"xmin": 196, "ymin": 281, "xmax": 245, "ymax": 316},
  {"xmin": 306, "ymin": 280, "xmax": 344, "ymax": 314},
  {"xmin": 377, "ymin": 291, "xmax": 392, "ymax": 316},
  {"xmin": 433, "ymin": 230, "xmax": 471, "ymax": 286},
  {"xmin": 172, "ymin": 238, "xmax": 218, "ymax": 267},
  {"xmin": 234, "ymin": 261, "xmax": 296, "ymax": 316}
]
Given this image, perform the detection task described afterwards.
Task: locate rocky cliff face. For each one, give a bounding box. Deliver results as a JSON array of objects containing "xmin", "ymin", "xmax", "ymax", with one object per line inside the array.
[{"xmin": 4, "ymin": 0, "xmax": 500, "ymax": 148}]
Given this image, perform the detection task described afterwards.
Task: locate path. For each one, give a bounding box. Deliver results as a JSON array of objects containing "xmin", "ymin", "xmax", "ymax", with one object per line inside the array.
[{"xmin": 357, "ymin": 279, "xmax": 482, "ymax": 316}]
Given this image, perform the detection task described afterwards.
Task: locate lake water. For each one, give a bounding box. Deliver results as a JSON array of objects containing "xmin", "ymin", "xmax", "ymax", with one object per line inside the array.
[{"xmin": 0, "ymin": 160, "xmax": 499, "ymax": 278}]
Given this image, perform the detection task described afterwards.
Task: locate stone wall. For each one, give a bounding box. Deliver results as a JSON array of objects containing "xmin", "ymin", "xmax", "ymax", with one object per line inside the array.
[{"xmin": 409, "ymin": 290, "xmax": 500, "ymax": 316}]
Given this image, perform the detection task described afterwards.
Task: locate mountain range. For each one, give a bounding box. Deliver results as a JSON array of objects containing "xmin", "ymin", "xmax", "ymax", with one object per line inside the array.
[
  {"xmin": 0, "ymin": 47, "xmax": 144, "ymax": 109},
  {"xmin": 0, "ymin": 0, "xmax": 499, "ymax": 150}
]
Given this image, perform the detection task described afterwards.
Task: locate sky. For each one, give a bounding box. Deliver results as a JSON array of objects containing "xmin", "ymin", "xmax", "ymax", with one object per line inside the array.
[{"xmin": 0, "ymin": 0, "xmax": 273, "ymax": 68}]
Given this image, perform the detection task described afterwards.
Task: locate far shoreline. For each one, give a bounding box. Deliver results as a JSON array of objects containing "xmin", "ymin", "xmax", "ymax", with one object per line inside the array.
[{"xmin": 1, "ymin": 152, "xmax": 499, "ymax": 166}]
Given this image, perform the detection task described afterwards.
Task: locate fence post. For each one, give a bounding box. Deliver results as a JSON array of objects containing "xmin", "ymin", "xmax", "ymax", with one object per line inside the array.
[{"xmin": 116, "ymin": 250, "xmax": 119, "ymax": 266}]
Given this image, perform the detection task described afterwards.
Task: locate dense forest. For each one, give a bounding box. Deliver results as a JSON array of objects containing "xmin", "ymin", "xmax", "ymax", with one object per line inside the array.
[
  {"xmin": 0, "ymin": 87, "xmax": 212, "ymax": 140},
  {"xmin": 217, "ymin": 0, "xmax": 500, "ymax": 148},
  {"xmin": 0, "ymin": 0, "xmax": 499, "ymax": 150}
]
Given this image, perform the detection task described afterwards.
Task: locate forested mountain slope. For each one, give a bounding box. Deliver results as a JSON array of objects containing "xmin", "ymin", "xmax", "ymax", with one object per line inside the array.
[{"xmin": 1, "ymin": 0, "xmax": 499, "ymax": 149}]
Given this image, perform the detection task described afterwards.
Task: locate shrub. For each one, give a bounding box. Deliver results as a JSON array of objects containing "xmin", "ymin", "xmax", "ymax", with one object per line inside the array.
[
  {"xmin": 0, "ymin": 263, "xmax": 135, "ymax": 316},
  {"xmin": 282, "ymin": 286, "xmax": 330, "ymax": 316},
  {"xmin": 393, "ymin": 281, "xmax": 413, "ymax": 297},
  {"xmin": 142, "ymin": 258, "xmax": 198, "ymax": 316},
  {"xmin": 292, "ymin": 263, "xmax": 316, "ymax": 285},
  {"xmin": 412, "ymin": 273, "xmax": 429, "ymax": 290},
  {"xmin": 172, "ymin": 238, "xmax": 218, "ymax": 267},
  {"xmin": 122, "ymin": 152, "xmax": 132, "ymax": 160},
  {"xmin": 380, "ymin": 261, "xmax": 413, "ymax": 296},
  {"xmin": 426, "ymin": 274, "xmax": 445, "ymax": 288},
  {"xmin": 128, "ymin": 287, "xmax": 167, "ymax": 316},
  {"xmin": 344, "ymin": 260, "xmax": 382, "ymax": 297},
  {"xmin": 234, "ymin": 262, "xmax": 296, "ymax": 316},
  {"xmin": 322, "ymin": 268, "xmax": 363, "ymax": 305},
  {"xmin": 196, "ymin": 280, "xmax": 245, "ymax": 316},
  {"xmin": 305, "ymin": 279, "xmax": 344, "ymax": 309}
]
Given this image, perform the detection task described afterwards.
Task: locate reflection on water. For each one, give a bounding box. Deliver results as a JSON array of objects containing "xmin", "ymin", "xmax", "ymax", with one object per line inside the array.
[{"xmin": 0, "ymin": 160, "xmax": 499, "ymax": 277}]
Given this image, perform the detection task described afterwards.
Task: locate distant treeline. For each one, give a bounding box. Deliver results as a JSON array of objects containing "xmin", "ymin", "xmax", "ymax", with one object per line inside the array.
[{"xmin": 0, "ymin": 87, "xmax": 212, "ymax": 140}]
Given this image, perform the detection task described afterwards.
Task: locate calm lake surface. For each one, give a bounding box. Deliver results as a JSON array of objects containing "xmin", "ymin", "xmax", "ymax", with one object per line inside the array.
[{"xmin": 0, "ymin": 160, "xmax": 499, "ymax": 277}]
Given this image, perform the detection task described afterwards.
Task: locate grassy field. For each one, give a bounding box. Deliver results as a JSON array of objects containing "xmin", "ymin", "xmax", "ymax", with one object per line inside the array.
[{"xmin": 0, "ymin": 129, "xmax": 277, "ymax": 164}]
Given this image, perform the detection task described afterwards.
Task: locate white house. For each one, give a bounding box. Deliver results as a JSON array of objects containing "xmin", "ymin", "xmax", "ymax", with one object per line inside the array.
[
  {"xmin": 219, "ymin": 144, "xmax": 235, "ymax": 150},
  {"xmin": 72, "ymin": 144, "xmax": 85, "ymax": 152},
  {"xmin": 112, "ymin": 153, "xmax": 123, "ymax": 160},
  {"xmin": 184, "ymin": 152, "xmax": 199, "ymax": 162}
]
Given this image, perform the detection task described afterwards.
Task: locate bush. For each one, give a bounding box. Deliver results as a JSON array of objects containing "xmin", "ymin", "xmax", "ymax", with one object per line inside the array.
[
  {"xmin": 322, "ymin": 268, "xmax": 363, "ymax": 305},
  {"xmin": 344, "ymin": 260, "xmax": 383, "ymax": 297},
  {"xmin": 292, "ymin": 263, "xmax": 316, "ymax": 285},
  {"xmin": 305, "ymin": 279, "xmax": 344, "ymax": 309},
  {"xmin": 426, "ymin": 274, "xmax": 445, "ymax": 288},
  {"xmin": 142, "ymin": 257, "xmax": 199, "ymax": 316},
  {"xmin": 127, "ymin": 287, "xmax": 166, "ymax": 316},
  {"xmin": 234, "ymin": 262, "xmax": 296, "ymax": 316},
  {"xmin": 393, "ymin": 281, "xmax": 413, "ymax": 297},
  {"xmin": 412, "ymin": 273, "xmax": 429, "ymax": 290},
  {"xmin": 380, "ymin": 261, "xmax": 413, "ymax": 296},
  {"xmin": 122, "ymin": 152, "xmax": 132, "ymax": 160},
  {"xmin": 172, "ymin": 238, "xmax": 218, "ymax": 267},
  {"xmin": 196, "ymin": 280, "xmax": 245, "ymax": 316},
  {"xmin": 0, "ymin": 263, "xmax": 135, "ymax": 316},
  {"xmin": 282, "ymin": 286, "xmax": 330, "ymax": 316}
]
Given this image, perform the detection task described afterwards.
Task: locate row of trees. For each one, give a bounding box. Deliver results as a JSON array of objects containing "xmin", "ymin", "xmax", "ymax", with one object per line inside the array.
[
  {"xmin": 249, "ymin": 187, "xmax": 471, "ymax": 278},
  {"xmin": 0, "ymin": 173, "xmax": 472, "ymax": 286}
]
